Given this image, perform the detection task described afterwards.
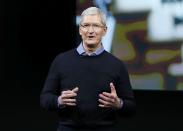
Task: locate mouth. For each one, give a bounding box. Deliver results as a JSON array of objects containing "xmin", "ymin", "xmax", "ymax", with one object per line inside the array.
[{"xmin": 88, "ymin": 36, "xmax": 95, "ymax": 39}]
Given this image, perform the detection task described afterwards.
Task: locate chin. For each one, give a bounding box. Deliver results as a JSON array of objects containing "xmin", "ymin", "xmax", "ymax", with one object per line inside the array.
[
  {"xmin": 86, "ymin": 43, "xmax": 96, "ymax": 48},
  {"xmin": 85, "ymin": 41, "xmax": 97, "ymax": 47}
]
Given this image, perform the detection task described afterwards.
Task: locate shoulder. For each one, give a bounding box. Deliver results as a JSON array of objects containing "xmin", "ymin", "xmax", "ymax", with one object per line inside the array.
[
  {"xmin": 50, "ymin": 49, "xmax": 76, "ymax": 65},
  {"xmin": 103, "ymin": 51, "xmax": 129, "ymax": 72},
  {"xmin": 56, "ymin": 49, "xmax": 75, "ymax": 58},
  {"xmin": 104, "ymin": 51, "xmax": 125, "ymax": 65},
  {"xmin": 53, "ymin": 49, "xmax": 76, "ymax": 61}
]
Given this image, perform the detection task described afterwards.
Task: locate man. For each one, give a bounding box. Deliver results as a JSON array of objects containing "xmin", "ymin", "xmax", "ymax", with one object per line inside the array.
[{"xmin": 40, "ymin": 7, "xmax": 136, "ymax": 131}]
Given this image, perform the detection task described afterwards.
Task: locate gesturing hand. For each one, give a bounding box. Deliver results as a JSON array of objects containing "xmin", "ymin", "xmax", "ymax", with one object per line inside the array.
[
  {"xmin": 58, "ymin": 87, "xmax": 79, "ymax": 106},
  {"xmin": 98, "ymin": 83, "xmax": 123, "ymax": 109}
]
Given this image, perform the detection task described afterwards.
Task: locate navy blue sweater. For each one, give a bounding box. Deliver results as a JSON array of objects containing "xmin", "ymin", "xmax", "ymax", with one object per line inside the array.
[{"xmin": 40, "ymin": 49, "xmax": 135, "ymax": 127}]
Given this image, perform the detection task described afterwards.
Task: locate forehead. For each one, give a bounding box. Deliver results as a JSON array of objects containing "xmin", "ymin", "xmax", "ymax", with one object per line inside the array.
[{"xmin": 81, "ymin": 14, "xmax": 102, "ymax": 24}]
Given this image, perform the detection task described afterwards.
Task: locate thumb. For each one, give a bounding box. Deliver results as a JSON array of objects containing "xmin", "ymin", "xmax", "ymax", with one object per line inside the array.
[
  {"xmin": 110, "ymin": 82, "xmax": 116, "ymax": 94},
  {"xmin": 72, "ymin": 87, "xmax": 79, "ymax": 93}
]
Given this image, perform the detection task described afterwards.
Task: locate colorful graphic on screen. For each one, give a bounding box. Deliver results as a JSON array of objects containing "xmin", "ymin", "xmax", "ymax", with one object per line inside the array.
[{"xmin": 76, "ymin": 0, "xmax": 183, "ymax": 90}]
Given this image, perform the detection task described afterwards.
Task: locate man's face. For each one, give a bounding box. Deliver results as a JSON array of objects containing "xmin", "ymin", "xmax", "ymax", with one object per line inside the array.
[{"xmin": 79, "ymin": 14, "xmax": 107, "ymax": 48}]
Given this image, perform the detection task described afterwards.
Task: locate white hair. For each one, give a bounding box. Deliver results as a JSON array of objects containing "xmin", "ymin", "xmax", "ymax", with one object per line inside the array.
[{"xmin": 80, "ymin": 7, "xmax": 107, "ymax": 26}]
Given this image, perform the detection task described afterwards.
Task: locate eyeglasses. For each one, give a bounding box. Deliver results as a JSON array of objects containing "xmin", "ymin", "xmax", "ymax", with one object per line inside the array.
[{"xmin": 80, "ymin": 23, "xmax": 105, "ymax": 31}]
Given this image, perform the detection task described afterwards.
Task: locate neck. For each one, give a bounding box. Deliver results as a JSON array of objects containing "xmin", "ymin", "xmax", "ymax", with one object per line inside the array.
[{"xmin": 83, "ymin": 43, "xmax": 102, "ymax": 54}]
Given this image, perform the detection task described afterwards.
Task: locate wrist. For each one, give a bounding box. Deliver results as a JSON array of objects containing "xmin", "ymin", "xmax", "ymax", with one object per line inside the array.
[{"xmin": 117, "ymin": 98, "xmax": 123, "ymax": 109}]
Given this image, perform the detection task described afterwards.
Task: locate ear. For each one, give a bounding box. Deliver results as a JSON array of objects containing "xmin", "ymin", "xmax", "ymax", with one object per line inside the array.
[
  {"xmin": 102, "ymin": 26, "xmax": 107, "ymax": 36},
  {"xmin": 79, "ymin": 26, "xmax": 82, "ymax": 35}
]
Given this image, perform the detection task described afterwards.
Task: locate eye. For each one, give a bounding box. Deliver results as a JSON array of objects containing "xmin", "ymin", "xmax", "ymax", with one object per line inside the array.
[
  {"xmin": 93, "ymin": 24, "xmax": 100, "ymax": 28},
  {"xmin": 82, "ymin": 24, "xmax": 90, "ymax": 28}
]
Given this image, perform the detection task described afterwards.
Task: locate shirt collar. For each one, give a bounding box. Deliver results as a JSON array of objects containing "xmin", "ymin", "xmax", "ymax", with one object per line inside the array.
[{"xmin": 76, "ymin": 43, "xmax": 104, "ymax": 56}]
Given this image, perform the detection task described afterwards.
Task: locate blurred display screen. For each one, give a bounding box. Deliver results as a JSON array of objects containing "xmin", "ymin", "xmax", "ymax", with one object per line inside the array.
[{"xmin": 76, "ymin": 0, "xmax": 183, "ymax": 90}]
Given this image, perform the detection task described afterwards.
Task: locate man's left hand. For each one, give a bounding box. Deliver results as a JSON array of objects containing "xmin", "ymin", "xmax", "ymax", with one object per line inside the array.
[{"xmin": 98, "ymin": 82, "xmax": 123, "ymax": 109}]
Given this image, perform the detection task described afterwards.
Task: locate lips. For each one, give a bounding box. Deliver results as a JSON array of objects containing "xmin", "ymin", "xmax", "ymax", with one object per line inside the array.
[{"xmin": 88, "ymin": 36, "xmax": 95, "ymax": 39}]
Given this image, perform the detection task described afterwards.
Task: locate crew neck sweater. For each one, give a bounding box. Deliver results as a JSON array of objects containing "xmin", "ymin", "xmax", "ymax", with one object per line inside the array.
[{"xmin": 40, "ymin": 49, "xmax": 135, "ymax": 128}]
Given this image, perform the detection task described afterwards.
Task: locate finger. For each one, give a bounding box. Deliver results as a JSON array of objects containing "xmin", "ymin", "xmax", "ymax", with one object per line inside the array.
[
  {"xmin": 98, "ymin": 104, "xmax": 105, "ymax": 107},
  {"xmin": 110, "ymin": 82, "xmax": 117, "ymax": 94},
  {"xmin": 62, "ymin": 99, "xmax": 76, "ymax": 103},
  {"xmin": 99, "ymin": 94, "xmax": 114, "ymax": 103},
  {"xmin": 62, "ymin": 90, "xmax": 72, "ymax": 94},
  {"xmin": 110, "ymin": 82, "xmax": 115, "ymax": 88},
  {"xmin": 72, "ymin": 87, "xmax": 79, "ymax": 93},
  {"xmin": 98, "ymin": 104, "xmax": 110, "ymax": 108},
  {"xmin": 62, "ymin": 87, "xmax": 79, "ymax": 94},
  {"xmin": 102, "ymin": 92, "xmax": 114, "ymax": 99},
  {"xmin": 98, "ymin": 98, "xmax": 112, "ymax": 106},
  {"xmin": 61, "ymin": 93, "xmax": 77, "ymax": 99},
  {"xmin": 66, "ymin": 103, "xmax": 76, "ymax": 106}
]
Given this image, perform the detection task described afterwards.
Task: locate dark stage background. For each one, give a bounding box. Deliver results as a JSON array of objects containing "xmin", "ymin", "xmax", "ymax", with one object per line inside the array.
[{"xmin": 2, "ymin": 0, "xmax": 183, "ymax": 131}]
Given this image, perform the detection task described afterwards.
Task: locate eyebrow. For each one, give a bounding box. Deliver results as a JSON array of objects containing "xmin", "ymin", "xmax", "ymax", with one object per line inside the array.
[{"xmin": 81, "ymin": 22, "xmax": 104, "ymax": 25}]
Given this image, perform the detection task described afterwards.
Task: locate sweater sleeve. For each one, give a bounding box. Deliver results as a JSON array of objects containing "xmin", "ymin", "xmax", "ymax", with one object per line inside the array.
[
  {"xmin": 116, "ymin": 63, "xmax": 136, "ymax": 117},
  {"xmin": 40, "ymin": 56, "xmax": 61, "ymax": 111}
]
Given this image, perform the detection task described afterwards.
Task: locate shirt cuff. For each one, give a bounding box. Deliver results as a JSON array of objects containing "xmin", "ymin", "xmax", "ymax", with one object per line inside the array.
[{"xmin": 119, "ymin": 98, "xmax": 123, "ymax": 109}]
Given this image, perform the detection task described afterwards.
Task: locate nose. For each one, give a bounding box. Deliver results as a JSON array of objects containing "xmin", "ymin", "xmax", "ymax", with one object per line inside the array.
[{"xmin": 87, "ymin": 25, "xmax": 95, "ymax": 32}]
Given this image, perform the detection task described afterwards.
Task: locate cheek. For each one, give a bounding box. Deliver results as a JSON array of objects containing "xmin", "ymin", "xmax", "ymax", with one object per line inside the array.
[
  {"xmin": 97, "ymin": 32, "xmax": 105, "ymax": 38},
  {"xmin": 79, "ymin": 28, "xmax": 85, "ymax": 36},
  {"xmin": 102, "ymin": 30, "xmax": 107, "ymax": 36},
  {"xmin": 79, "ymin": 32, "xmax": 86, "ymax": 38},
  {"xmin": 81, "ymin": 34, "xmax": 87, "ymax": 39}
]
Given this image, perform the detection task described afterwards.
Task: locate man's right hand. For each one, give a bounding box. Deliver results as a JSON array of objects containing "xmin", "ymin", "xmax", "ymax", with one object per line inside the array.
[{"xmin": 58, "ymin": 87, "xmax": 79, "ymax": 106}]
